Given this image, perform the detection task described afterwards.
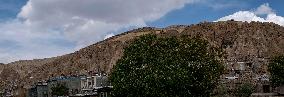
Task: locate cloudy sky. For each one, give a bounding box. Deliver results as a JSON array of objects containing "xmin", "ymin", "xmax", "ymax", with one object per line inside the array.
[{"xmin": 0, "ymin": 0, "xmax": 284, "ymax": 63}]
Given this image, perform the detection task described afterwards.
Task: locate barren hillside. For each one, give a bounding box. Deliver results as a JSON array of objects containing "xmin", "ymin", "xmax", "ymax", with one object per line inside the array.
[{"xmin": 0, "ymin": 20, "xmax": 283, "ymax": 90}]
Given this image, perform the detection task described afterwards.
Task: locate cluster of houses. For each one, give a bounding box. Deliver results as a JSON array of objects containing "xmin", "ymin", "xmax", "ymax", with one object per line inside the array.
[
  {"xmin": 221, "ymin": 57, "xmax": 284, "ymax": 96},
  {"xmin": 2, "ymin": 57, "xmax": 284, "ymax": 97},
  {"xmin": 27, "ymin": 72, "xmax": 112, "ymax": 97}
]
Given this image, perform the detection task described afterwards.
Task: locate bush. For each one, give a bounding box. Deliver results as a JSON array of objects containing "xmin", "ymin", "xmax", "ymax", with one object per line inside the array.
[
  {"xmin": 268, "ymin": 55, "xmax": 284, "ymax": 87},
  {"xmin": 235, "ymin": 83, "xmax": 254, "ymax": 97},
  {"xmin": 51, "ymin": 83, "xmax": 69, "ymax": 96},
  {"xmin": 213, "ymin": 84, "xmax": 229, "ymax": 97},
  {"xmin": 110, "ymin": 34, "xmax": 224, "ymax": 97}
]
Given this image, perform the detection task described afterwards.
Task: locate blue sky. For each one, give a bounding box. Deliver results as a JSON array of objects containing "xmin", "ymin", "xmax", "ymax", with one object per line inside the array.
[
  {"xmin": 0, "ymin": 0, "xmax": 27, "ymax": 21},
  {"xmin": 1, "ymin": 0, "xmax": 284, "ymax": 26},
  {"xmin": 0, "ymin": 0, "xmax": 283, "ymax": 63},
  {"xmin": 149, "ymin": 0, "xmax": 284, "ymax": 27}
]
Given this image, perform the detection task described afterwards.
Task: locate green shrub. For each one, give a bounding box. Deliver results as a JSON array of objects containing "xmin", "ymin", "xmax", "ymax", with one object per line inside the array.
[
  {"xmin": 268, "ymin": 55, "xmax": 284, "ymax": 87},
  {"xmin": 213, "ymin": 84, "xmax": 228, "ymax": 97},
  {"xmin": 235, "ymin": 83, "xmax": 254, "ymax": 97},
  {"xmin": 51, "ymin": 83, "xmax": 69, "ymax": 96}
]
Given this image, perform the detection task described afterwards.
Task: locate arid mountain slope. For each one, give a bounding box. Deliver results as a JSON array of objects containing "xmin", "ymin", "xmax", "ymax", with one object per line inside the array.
[{"xmin": 0, "ymin": 21, "xmax": 283, "ymax": 89}]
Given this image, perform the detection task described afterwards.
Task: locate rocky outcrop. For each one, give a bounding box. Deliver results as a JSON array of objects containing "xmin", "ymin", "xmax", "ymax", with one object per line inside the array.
[{"xmin": 0, "ymin": 21, "xmax": 283, "ymax": 92}]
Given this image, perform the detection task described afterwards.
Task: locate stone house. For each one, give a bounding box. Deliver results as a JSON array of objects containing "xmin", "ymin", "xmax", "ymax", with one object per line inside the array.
[
  {"xmin": 221, "ymin": 57, "xmax": 273, "ymax": 95},
  {"xmin": 80, "ymin": 73, "xmax": 112, "ymax": 96}
]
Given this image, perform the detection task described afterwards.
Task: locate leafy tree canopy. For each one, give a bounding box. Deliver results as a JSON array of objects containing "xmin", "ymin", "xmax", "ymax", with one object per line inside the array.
[
  {"xmin": 110, "ymin": 34, "xmax": 224, "ymax": 97},
  {"xmin": 268, "ymin": 55, "xmax": 284, "ymax": 87}
]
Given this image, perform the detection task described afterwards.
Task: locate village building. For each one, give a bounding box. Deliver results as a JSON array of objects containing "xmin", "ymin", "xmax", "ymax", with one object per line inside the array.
[
  {"xmin": 27, "ymin": 82, "xmax": 48, "ymax": 97},
  {"xmin": 47, "ymin": 76, "xmax": 81, "ymax": 97},
  {"xmin": 27, "ymin": 72, "xmax": 112, "ymax": 97},
  {"xmin": 220, "ymin": 57, "xmax": 282, "ymax": 96},
  {"xmin": 81, "ymin": 73, "xmax": 112, "ymax": 96}
]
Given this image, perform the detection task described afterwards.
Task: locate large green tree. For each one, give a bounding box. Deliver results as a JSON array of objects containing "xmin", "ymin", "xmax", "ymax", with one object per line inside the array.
[
  {"xmin": 268, "ymin": 55, "xmax": 284, "ymax": 87},
  {"xmin": 110, "ymin": 34, "xmax": 224, "ymax": 97}
]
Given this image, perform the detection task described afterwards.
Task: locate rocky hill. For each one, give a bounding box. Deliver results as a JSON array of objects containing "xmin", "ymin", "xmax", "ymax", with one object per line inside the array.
[{"xmin": 0, "ymin": 20, "xmax": 284, "ymax": 91}]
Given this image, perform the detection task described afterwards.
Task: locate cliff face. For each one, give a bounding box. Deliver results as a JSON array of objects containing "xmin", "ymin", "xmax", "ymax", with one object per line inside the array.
[{"xmin": 0, "ymin": 21, "xmax": 284, "ymax": 90}]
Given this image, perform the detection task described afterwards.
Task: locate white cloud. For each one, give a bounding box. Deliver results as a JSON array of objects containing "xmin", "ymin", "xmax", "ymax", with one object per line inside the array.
[
  {"xmin": 217, "ymin": 11, "xmax": 266, "ymax": 22},
  {"xmin": 217, "ymin": 3, "xmax": 284, "ymax": 26},
  {"xmin": 0, "ymin": 20, "xmax": 75, "ymax": 63},
  {"xmin": 254, "ymin": 3, "xmax": 274, "ymax": 15},
  {"xmin": 0, "ymin": 0, "xmax": 196, "ymax": 63},
  {"xmin": 266, "ymin": 14, "xmax": 284, "ymax": 26},
  {"xmin": 18, "ymin": 0, "xmax": 196, "ymax": 47}
]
